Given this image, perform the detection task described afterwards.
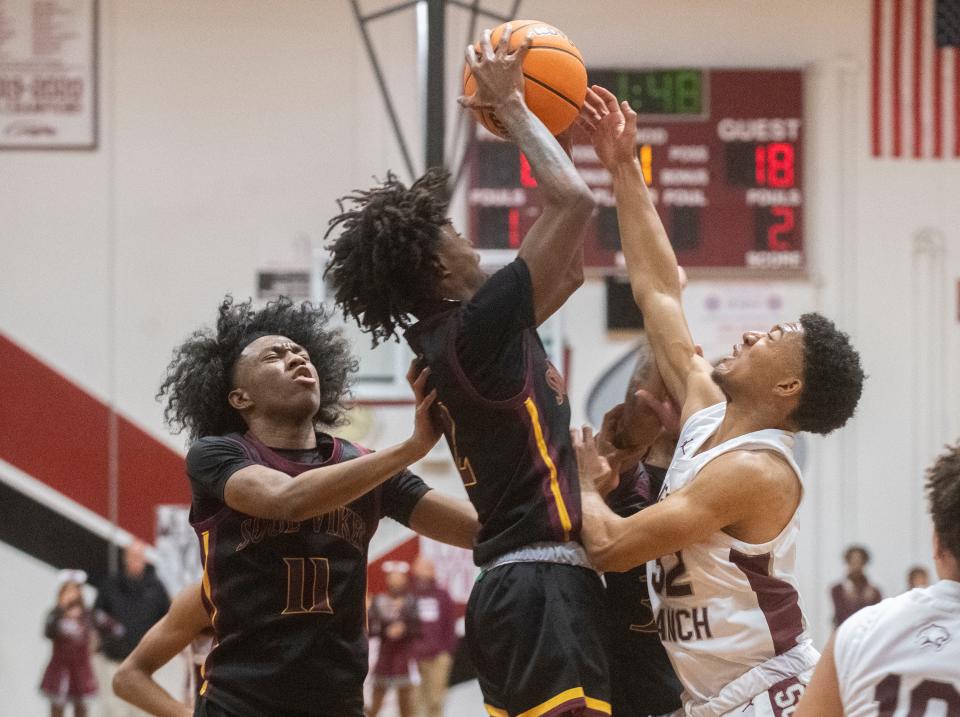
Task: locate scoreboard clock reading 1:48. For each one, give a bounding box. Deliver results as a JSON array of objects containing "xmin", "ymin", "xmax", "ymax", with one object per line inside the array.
[{"xmin": 466, "ymin": 68, "xmax": 804, "ymax": 273}]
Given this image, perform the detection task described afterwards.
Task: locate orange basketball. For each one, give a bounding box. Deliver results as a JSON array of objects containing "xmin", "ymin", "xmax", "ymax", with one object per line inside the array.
[{"xmin": 462, "ymin": 20, "xmax": 587, "ymax": 138}]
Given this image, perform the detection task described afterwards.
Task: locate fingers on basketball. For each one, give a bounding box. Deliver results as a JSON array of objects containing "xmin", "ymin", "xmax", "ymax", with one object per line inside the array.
[{"xmin": 463, "ymin": 20, "xmax": 587, "ymax": 138}]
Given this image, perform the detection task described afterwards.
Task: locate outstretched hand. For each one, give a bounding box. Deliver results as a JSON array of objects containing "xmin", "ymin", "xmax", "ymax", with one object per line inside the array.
[
  {"xmin": 406, "ymin": 360, "xmax": 441, "ymax": 459},
  {"xmin": 577, "ymin": 85, "xmax": 638, "ymax": 171},
  {"xmin": 459, "ymin": 23, "xmax": 530, "ymax": 112},
  {"xmin": 571, "ymin": 425, "xmax": 619, "ymax": 497}
]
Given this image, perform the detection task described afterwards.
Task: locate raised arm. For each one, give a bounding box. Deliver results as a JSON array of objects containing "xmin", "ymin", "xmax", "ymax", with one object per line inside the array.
[
  {"xmin": 584, "ymin": 87, "xmax": 721, "ymax": 415},
  {"xmin": 203, "ymin": 367, "xmax": 440, "ymax": 523},
  {"xmin": 462, "ymin": 25, "xmax": 596, "ymax": 325},
  {"xmin": 574, "ymin": 428, "xmax": 792, "ymax": 572},
  {"xmin": 112, "ymin": 583, "xmax": 208, "ymax": 717}
]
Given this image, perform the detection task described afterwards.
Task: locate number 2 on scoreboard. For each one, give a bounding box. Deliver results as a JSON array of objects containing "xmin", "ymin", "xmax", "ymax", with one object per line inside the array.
[{"xmin": 767, "ymin": 207, "xmax": 795, "ymax": 251}]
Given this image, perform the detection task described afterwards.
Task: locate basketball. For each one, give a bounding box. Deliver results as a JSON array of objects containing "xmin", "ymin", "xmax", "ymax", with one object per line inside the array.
[{"xmin": 462, "ymin": 20, "xmax": 587, "ymax": 138}]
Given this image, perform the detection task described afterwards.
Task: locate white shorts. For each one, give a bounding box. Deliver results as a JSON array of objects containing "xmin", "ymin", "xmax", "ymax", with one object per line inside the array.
[
  {"xmin": 661, "ymin": 670, "xmax": 812, "ymax": 717},
  {"xmin": 724, "ymin": 671, "xmax": 809, "ymax": 716}
]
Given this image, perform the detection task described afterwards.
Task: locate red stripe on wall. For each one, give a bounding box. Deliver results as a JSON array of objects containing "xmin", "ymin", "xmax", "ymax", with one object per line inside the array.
[
  {"xmin": 116, "ymin": 416, "xmax": 191, "ymax": 539},
  {"xmin": 933, "ymin": 47, "xmax": 944, "ymax": 158},
  {"xmin": 0, "ymin": 334, "xmax": 189, "ymax": 541},
  {"xmin": 955, "ymin": 49, "xmax": 960, "ymax": 157},
  {"xmin": 872, "ymin": 0, "xmax": 884, "ymax": 156},
  {"xmin": 912, "ymin": 0, "xmax": 924, "ymax": 157},
  {"xmin": 892, "ymin": 0, "xmax": 904, "ymax": 157},
  {"xmin": 367, "ymin": 536, "xmax": 420, "ymax": 596}
]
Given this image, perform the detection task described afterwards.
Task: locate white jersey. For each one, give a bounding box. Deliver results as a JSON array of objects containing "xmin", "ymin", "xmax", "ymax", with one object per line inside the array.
[
  {"xmin": 834, "ymin": 579, "xmax": 960, "ymax": 717},
  {"xmin": 647, "ymin": 403, "xmax": 818, "ymax": 714}
]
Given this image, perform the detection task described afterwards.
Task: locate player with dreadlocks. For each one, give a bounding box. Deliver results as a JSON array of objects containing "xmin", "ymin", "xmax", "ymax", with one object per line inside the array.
[
  {"xmin": 157, "ymin": 295, "xmax": 478, "ymax": 717},
  {"xmin": 325, "ymin": 25, "xmax": 611, "ymax": 717}
]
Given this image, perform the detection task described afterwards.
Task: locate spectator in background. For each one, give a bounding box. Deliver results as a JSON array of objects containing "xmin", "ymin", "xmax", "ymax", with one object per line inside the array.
[
  {"xmin": 368, "ymin": 562, "xmax": 420, "ymax": 717},
  {"xmin": 93, "ymin": 540, "xmax": 170, "ymax": 716},
  {"xmin": 410, "ymin": 556, "xmax": 457, "ymax": 717},
  {"xmin": 39, "ymin": 571, "xmax": 99, "ymax": 717},
  {"xmin": 830, "ymin": 544, "xmax": 882, "ymax": 627},
  {"xmin": 906, "ymin": 564, "xmax": 930, "ymax": 590}
]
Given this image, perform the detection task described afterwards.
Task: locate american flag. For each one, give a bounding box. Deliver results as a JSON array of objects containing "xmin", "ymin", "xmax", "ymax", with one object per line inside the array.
[{"xmin": 871, "ymin": 0, "xmax": 960, "ymax": 157}]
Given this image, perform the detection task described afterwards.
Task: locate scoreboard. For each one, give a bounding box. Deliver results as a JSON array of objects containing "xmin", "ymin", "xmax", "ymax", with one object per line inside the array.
[{"xmin": 466, "ymin": 69, "xmax": 804, "ymax": 273}]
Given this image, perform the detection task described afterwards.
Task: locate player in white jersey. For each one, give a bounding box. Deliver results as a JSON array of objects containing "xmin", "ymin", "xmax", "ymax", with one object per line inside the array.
[
  {"xmin": 796, "ymin": 442, "xmax": 960, "ymax": 717},
  {"xmin": 571, "ymin": 86, "xmax": 865, "ymax": 716}
]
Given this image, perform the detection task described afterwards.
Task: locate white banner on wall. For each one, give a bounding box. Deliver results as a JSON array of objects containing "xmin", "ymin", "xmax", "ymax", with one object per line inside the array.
[
  {"xmin": 0, "ymin": 0, "xmax": 97, "ymax": 149},
  {"xmin": 684, "ymin": 284, "xmax": 789, "ymax": 363},
  {"xmin": 154, "ymin": 505, "xmax": 202, "ymax": 597}
]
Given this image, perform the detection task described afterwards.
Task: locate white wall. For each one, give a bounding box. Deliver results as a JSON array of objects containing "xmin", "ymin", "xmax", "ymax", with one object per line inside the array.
[{"xmin": 2, "ymin": 0, "xmax": 960, "ymax": 710}]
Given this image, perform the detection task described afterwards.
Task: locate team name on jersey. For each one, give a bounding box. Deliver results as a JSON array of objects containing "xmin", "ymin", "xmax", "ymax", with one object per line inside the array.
[
  {"xmin": 657, "ymin": 606, "xmax": 714, "ymax": 643},
  {"xmin": 235, "ymin": 505, "xmax": 367, "ymax": 553}
]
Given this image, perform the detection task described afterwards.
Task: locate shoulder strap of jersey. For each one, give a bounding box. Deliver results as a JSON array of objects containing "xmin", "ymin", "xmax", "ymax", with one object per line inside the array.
[{"xmin": 708, "ymin": 429, "xmax": 802, "ymax": 485}]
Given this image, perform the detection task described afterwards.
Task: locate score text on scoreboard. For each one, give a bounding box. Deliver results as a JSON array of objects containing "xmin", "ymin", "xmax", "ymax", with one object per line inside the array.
[{"xmin": 466, "ymin": 68, "xmax": 805, "ymax": 273}]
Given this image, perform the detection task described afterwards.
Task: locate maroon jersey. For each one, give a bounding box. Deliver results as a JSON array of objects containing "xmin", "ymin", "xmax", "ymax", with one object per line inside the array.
[
  {"xmin": 405, "ymin": 259, "xmax": 580, "ymax": 566},
  {"xmin": 186, "ymin": 431, "xmax": 430, "ymax": 717},
  {"xmin": 411, "ymin": 581, "xmax": 457, "ymax": 660},
  {"xmin": 831, "ymin": 577, "xmax": 882, "ymax": 626}
]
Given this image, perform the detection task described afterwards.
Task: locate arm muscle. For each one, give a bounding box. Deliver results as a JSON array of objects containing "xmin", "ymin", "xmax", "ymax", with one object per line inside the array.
[
  {"xmin": 582, "ymin": 451, "xmax": 786, "ymax": 572},
  {"xmin": 408, "ymin": 492, "xmax": 479, "ymax": 551},
  {"xmin": 794, "ymin": 634, "xmax": 844, "ymax": 717},
  {"xmin": 224, "ymin": 442, "xmax": 421, "ymax": 522}
]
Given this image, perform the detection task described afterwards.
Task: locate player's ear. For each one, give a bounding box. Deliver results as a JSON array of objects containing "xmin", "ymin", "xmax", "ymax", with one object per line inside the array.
[
  {"xmin": 774, "ymin": 376, "xmax": 802, "ymax": 398},
  {"xmin": 228, "ymin": 387, "xmax": 253, "ymax": 411}
]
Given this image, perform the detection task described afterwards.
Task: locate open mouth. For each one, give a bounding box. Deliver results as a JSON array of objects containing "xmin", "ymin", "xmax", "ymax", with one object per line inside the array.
[{"xmin": 292, "ymin": 366, "xmax": 316, "ymax": 384}]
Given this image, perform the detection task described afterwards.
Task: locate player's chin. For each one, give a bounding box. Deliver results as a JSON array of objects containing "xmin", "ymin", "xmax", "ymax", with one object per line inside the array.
[
  {"xmin": 287, "ymin": 389, "xmax": 322, "ymax": 414},
  {"xmin": 710, "ymin": 365, "xmax": 730, "ymax": 387}
]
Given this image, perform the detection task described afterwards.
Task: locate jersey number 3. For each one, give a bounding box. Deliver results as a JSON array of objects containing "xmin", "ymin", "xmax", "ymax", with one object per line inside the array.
[{"xmin": 282, "ymin": 557, "xmax": 334, "ymax": 615}]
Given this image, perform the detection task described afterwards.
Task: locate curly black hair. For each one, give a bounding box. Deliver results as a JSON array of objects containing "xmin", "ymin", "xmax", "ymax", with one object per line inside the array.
[
  {"xmin": 926, "ymin": 441, "xmax": 960, "ymax": 562},
  {"xmin": 323, "ymin": 168, "xmax": 449, "ymax": 346},
  {"xmin": 157, "ymin": 295, "xmax": 356, "ymax": 441},
  {"xmin": 789, "ymin": 312, "xmax": 865, "ymax": 435}
]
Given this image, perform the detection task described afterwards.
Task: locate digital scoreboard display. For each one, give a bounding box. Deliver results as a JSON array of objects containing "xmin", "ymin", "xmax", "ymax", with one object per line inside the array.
[{"xmin": 466, "ymin": 69, "xmax": 804, "ymax": 272}]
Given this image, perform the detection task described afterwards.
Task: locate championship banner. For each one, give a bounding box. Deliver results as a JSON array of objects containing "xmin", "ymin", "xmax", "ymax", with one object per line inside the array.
[{"xmin": 0, "ymin": 0, "xmax": 98, "ymax": 149}]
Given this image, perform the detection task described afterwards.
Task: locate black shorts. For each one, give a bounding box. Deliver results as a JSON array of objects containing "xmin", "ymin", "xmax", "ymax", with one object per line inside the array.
[
  {"xmin": 466, "ymin": 561, "xmax": 611, "ymax": 717},
  {"xmin": 194, "ymin": 693, "xmax": 364, "ymax": 717}
]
